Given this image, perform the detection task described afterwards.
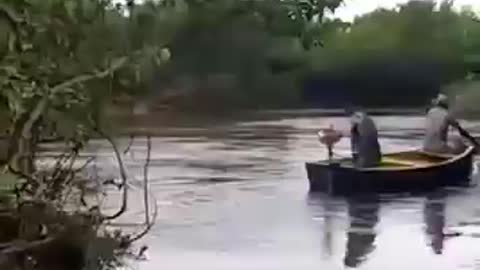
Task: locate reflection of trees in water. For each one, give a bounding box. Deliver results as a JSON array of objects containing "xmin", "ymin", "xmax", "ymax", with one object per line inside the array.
[
  {"xmin": 306, "ymin": 193, "xmax": 379, "ymax": 267},
  {"xmin": 344, "ymin": 195, "xmax": 380, "ymax": 268},
  {"xmin": 306, "ymin": 193, "xmax": 342, "ymax": 259},
  {"xmin": 321, "ymin": 196, "xmax": 336, "ymax": 258},
  {"xmin": 210, "ymin": 124, "xmax": 294, "ymax": 174},
  {"xmin": 423, "ymin": 190, "xmax": 447, "ymax": 255}
]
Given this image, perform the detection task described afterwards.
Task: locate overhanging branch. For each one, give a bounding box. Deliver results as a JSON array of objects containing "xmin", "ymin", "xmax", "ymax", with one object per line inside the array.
[
  {"xmin": 8, "ymin": 57, "xmax": 129, "ymax": 171},
  {"xmin": 0, "ymin": 4, "xmax": 22, "ymax": 52},
  {"xmin": 50, "ymin": 57, "xmax": 128, "ymax": 94}
]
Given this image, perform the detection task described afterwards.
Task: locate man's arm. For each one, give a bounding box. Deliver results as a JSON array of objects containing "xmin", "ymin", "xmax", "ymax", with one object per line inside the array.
[
  {"xmin": 350, "ymin": 123, "xmax": 360, "ymax": 155},
  {"xmin": 448, "ymin": 114, "xmax": 461, "ymax": 129},
  {"xmin": 449, "ymin": 115, "xmax": 479, "ymax": 148}
]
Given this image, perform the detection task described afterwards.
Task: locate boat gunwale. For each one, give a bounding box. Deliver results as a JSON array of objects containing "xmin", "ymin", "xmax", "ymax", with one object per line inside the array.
[{"xmin": 307, "ymin": 146, "xmax": 475, "ymax": 172}]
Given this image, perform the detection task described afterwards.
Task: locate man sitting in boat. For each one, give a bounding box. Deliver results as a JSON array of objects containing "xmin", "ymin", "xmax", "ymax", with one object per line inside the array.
[
  {"xmin": 346, "ymin": 107, "xmax": 382, "ymax": 168},
  {"xmin": 423, "ymin": 94, "xmax": 475, "ymax": 154}
]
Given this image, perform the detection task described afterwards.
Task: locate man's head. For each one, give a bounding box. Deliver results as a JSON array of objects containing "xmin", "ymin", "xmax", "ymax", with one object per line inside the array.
[{"xmin": 432, "ymin": 93, "xmax": 449, "ymax": 109}]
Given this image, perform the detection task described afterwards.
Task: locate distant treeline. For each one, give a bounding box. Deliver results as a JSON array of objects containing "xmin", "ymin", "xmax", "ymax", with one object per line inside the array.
[
  {"xmin": 13, "ymin": 0, "xmax": 474, "ymax": 112},
  {"xmin": 304, "ymin": 54, "xmax": 450, "ymax": 108},
  {"xmin": 301, "ymin": 0, "xmax": 475, "ymax": 108},
  {"xmin": 140, "ymin": 0, "xmax": 480, "ymax": 111}
]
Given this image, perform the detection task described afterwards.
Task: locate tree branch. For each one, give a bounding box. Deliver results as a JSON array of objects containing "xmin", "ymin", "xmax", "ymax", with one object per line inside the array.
[
  {"xmin": 143, "ymin": 136, "xmax": 151, "ymax": 224},
  {"xmin": 50, "ymin": 57, "xmax": 128, "ymax": 94},
  {"xmin": 0, "ymin": 4, "xmax": 22, "ymax": 52},
  {"xmin": 123, "ymin": 134, "xmax": 135, "ymax": 154},
  {"xmin": 96, "ymin": 129, "xmax": 129, "ymax": 221},
  {"xmin": 127, "ymin": 135, "xmax": 158, "ymax": 243},
  {"xmin": 127, "ymin": 187, "xmax": 158, "ymax": 244},
  {"xmin": 73, "ymin": 157, "xmax": 96, "ymax": 173},
  {"xmin": 0, "ymin": 5, "xmax": 22, "ymax": 25},
  {"xmin": 8, "ymin": 57, "xmax": 129, "ymax": 172}
]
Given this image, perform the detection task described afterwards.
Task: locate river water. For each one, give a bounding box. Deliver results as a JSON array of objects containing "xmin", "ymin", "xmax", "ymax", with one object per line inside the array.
[{"xmin": 45, "ymin": 114, "xmax": 480, "ymax": 270}]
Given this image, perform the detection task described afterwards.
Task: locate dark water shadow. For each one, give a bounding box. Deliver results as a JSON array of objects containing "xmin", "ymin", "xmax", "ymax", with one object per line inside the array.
[
  {"xmin": 307, "ymin": 188, "xmax": 465, "ymax": 267},
  {"xmin": 306, "ymin": 193, "xmax": 342, "ymax": 259},
  {"xmin": 423, "ymin": 189, "xmax": 447, "ymax": 255},
  {"xmin": 344, "ymin": 195, "xmax": 380, "ymax": 268},
  {"xmin": 306, "ymin": 193, "xmax": 379, "ymax": 268}
]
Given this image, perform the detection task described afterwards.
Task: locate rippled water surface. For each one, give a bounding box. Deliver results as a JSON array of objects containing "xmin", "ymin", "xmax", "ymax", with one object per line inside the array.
[{"xmin": 52, "ymin": 114, "xmax": 480, "ymax": 270}]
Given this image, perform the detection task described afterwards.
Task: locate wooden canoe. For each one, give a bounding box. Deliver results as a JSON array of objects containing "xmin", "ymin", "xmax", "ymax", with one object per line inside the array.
[{"xmin": 305, "ymin": 146, "xmax": 475, "ymax": 194}]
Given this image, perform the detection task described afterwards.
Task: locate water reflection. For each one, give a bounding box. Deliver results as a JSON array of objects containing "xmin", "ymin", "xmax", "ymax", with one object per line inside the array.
[
  {"xmin": 306, "ymin": 193, "xmax": 331, "ymax": 257},
  {"xmin": 306, "ymin": 193, "xmax": 380, "ymax": 268},
  {"xmin": 219, "ymin": 124, "xmax": 293, "ymax": 152},
  {"xmin": 306, "ymin": 193, "xmax": 339, "ymax": 259},
  {"xmin": 423, "ymin": 190, "xmax": 447, "ymax": 255},
  {"xmin": 45, "ymin": 114, "xmax": 480, "ymax": 270},
  {"xmin": 322, "ymin": 197, "xmax": 334, "ymax": 258},
  {"xmin": 344, "ymin": 195, "xmax": 379, "ymax": 268},
  {"xmin": 306, "ymin": 188, "xmax": 472, "ymax": 269}
]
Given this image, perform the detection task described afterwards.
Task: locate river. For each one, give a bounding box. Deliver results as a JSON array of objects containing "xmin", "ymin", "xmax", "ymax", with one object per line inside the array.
[{"xmin": 42, "ymin": 113, "xmax": 480, "ymax": 270}]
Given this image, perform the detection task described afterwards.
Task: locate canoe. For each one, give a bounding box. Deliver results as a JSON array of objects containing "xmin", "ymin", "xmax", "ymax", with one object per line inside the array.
[{"xmin": 305, "ymin": 146, "xmax": 475, "ymax": 194}]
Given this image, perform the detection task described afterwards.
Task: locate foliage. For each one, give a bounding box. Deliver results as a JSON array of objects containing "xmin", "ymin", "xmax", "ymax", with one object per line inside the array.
[
  {"xmin": 154, "ymin": 0, "xmax": 346, "ymax": 111},
  {"xmin": 0, "ymin": 0, "xmax": 172, "ymax": 171},
  {"xmin": 311, "ymin": 2, "xmax": 450, "ymax": 68},
  {"xmin": 0, "ymin": 0, "xmax": 165, "ymax": 269},
  {"xmin": 3, "ymin": 0, "xmax": 480, "ymax": 268},
  {"xmin": 3, "ymin": 0, "xmax": 480, "ymax": 115},
  {"xmin": 300, "ymin": 0, "xmax": 480, "ymax": 107},
  {"xmin": 140, "ymin": 0, "xmax": 480, "ymax": 110}
]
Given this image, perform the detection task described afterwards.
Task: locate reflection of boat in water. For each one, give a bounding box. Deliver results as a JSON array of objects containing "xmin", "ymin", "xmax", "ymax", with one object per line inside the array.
[
  {"xmin": 306, "ymin": 147, "xmax": 474, "ymax": 194},
  {"xmin": 423, "ymin": 189, "xmax": 465, "ymax": 254},
  {"xmin": 423, "ymin": 190, "xmax": 447, "ymax": 255},
  {"xmin": 306, "ymin": 193, "xmax": 380, "ymax": 268},
  {"xmin": 344, "ymin": 195, "xmax": 379, "ymax": 268},
  {"xmin": 321, "ymin": 195, "xmax": 340, "ymax": 258},
  {"xmin": 306, "ymin": 193, "xmax": 338, "ymax": 259},
  {"xmin": 306, "ymin": 189, "xmax": 467, "ymax": 267}
]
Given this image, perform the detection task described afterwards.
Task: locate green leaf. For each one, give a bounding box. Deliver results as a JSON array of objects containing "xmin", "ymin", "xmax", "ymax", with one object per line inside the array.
[{"xmin": 64, "ymin": 0, "xmax": 77, "ymax": 21}]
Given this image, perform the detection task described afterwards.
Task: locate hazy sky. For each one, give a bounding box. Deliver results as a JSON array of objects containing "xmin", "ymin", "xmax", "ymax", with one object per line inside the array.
[{"xmin": 334, "ymin": 0, "xmax": 480, "ymax": 21}]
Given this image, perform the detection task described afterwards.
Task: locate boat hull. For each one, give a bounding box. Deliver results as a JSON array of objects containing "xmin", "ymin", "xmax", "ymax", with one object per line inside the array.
[{"xmin": 305, "ymin": 147, "xmax": 474, "ymax": 194}]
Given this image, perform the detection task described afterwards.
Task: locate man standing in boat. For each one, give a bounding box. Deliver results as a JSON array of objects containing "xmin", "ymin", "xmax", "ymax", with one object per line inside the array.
[
  {"xmin": 423, "ymin": 94, "xmax": 477, "ymax": 154},
  {"xmin": 346, "ymin": 106, "xmax": 382, "ymax": 168}
]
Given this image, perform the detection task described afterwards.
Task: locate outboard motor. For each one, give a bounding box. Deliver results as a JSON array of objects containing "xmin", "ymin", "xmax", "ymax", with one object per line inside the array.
[{"xmin": 318, "ymin": 124, "xmax": 343, "ymax": 160}]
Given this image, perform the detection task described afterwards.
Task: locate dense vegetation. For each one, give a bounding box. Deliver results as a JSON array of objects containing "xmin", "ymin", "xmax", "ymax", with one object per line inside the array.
[
  {"xmin": 306, "ymin": 0, "xmax": 480, "ymax": 108},
  {"xmin": 180, "ymin": 0, "xmax": 480, "ymax": 111},
  {"xmin": 150, "ymin": 0, "xmax": 480, "ymax": 110},
  {"xmin": 2, "ymin": 0, "xmax": 480, "ymax": 114},
  {"xmin": 1, "ymin": 0, "xmax": 480, "ymax": 269},
  {"xmin": 0, "ymin": 0, "xmax": 167, "ymax": 269}
]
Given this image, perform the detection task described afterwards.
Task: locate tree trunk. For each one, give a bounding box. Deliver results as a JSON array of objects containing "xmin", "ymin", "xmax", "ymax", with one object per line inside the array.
[{"xmin": 7, "ymin": 112, "xmax": 39, "ymax": 174}]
